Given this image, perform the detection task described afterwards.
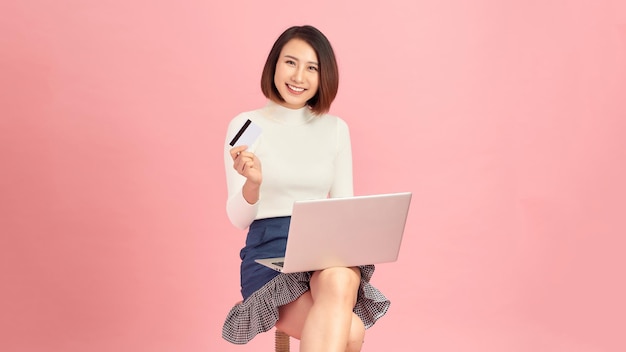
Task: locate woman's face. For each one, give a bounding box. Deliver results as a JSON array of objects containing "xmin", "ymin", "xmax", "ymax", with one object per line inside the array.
[{"xmin": 273, "ymin": 38, "xmax": 320, "ymax": 109}]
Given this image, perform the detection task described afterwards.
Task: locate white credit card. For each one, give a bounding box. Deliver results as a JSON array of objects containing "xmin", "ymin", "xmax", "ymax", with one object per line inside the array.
[{"xmin": 228, "ymin": 119, "xmax": 262, "ymax": 148}]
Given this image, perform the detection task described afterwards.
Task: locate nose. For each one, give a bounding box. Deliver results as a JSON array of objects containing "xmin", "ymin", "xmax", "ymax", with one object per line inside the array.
[{"xmin": 292, "ymin": 68, "xmax": 304, "ymax": 83}]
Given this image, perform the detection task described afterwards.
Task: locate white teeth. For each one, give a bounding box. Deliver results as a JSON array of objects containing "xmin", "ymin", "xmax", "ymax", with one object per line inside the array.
[{"xmin": 288, "ymin": 84, "xmax": 304, "ymax": 92}]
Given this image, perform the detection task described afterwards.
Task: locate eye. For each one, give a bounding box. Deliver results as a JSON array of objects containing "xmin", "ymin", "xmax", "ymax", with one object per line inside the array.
[
  {"xmin": 308, "ymin": 65, "xmax": 319, "ymax": 72},
  {"xmin": 285, "ymin": 60, "xmax": 296, "ymax": 66}
]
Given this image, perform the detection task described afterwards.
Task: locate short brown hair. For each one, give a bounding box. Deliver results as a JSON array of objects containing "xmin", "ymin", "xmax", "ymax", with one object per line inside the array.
[{"xmin": 260, "ymin": 25, "xmax": 339, "ymax": 115}]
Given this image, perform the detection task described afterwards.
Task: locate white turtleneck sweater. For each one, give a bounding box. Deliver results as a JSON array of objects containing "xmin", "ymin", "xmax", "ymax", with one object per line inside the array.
[{"xmin": 224, "ymin": 101, "xmax": 353, "ymax": 230}]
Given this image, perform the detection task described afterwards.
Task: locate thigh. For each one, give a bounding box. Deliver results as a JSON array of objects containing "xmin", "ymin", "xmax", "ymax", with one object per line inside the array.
[
  {"xmin": 347, "ymin": 312, "xmax": 366, "ymax": 351},
  {"xmin": 275, "ymin": 291, "xmax": 313, "ymax": 340},
  {"xmin": 275, "ymin": 267, "xmax": 362, "ymax": 339}
]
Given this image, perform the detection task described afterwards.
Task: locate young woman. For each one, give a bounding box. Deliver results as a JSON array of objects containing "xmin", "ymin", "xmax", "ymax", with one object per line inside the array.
[{"xmin": 222, "ymin": 25, "xmax": 390, "ymax": 352}]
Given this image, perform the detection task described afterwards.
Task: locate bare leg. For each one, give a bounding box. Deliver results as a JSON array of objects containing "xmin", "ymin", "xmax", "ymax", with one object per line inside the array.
[
  {"xmin": 275, "ymin": 290, "xmax": 313, "ymax": 340},
  {"xmin": 346, "ymin": 312, "xmax": 365, "ymax": 352},
  {"xmin": 299, "ymin": 266, "xmax": 361, "ymax": 352},
  {"xmin": 277, "ymin": 302, "xmax": 365, "ymax": 351},
  {"xmin": 275, "ymin": 267, "xmax": 365, "ymax": 351}
]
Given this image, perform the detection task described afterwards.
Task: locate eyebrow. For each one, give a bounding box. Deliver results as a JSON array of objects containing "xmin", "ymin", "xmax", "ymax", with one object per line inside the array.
[{"xmin": 284, "ymin": 55, "xmax": 319, "ymax": 66}]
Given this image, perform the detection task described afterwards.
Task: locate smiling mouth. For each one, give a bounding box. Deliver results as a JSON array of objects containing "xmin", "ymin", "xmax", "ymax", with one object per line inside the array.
[{"xmin": 287, "ymin": 84, "xmax": 306, "ymax": 93}]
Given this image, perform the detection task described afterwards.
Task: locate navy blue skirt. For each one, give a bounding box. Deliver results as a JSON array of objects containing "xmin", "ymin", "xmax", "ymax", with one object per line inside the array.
[{"xmin": 239, "ymin": 216, "xmax": 291, "ymax": 299}]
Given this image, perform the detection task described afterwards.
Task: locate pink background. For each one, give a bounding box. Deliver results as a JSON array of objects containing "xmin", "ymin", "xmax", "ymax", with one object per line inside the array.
[{"xmin": 2, "ymin": 1, "xmax": 625, "ymax": 351}]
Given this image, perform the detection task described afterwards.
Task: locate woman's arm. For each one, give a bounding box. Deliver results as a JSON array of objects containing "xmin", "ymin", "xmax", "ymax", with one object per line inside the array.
[
  {"xmin": 329, "ymin": 118, "xmax": 354, "ymax": 198},
  {"xmin": 224, "ymin": 116, "xmax": 262, "ymax": 229}
]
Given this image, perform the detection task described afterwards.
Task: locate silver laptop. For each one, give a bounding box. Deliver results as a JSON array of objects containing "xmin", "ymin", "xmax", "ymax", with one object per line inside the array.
[{"xmin": 255, "ymin": 192, "xmax": 412, "ymax": 273}]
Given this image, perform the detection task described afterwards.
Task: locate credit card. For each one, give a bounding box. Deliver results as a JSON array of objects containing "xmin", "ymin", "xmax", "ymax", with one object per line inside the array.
[{"xmin": 229, "ymin": 119, "xmax": 262, "ymax": 147}]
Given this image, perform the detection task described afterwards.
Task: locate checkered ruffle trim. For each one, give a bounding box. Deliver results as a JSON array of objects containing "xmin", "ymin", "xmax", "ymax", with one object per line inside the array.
[{"xmin": 222, "ymin": 264, "xmax": 390, "ymax": 344}]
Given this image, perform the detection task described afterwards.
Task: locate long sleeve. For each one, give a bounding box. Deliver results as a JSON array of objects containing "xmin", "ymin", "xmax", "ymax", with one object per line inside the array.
[
  {"xmin": 224, "ymin": 115, "xmax": 259, "ymax": 230},
  {"xmin": 329, "ymin": 118, "xmax": 354, "ymax": 198}
]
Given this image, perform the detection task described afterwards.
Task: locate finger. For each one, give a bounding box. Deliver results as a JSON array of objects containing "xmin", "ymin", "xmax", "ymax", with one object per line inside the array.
[
  {"xmin": 238, "ymin": 150, "xmax": 255, "ymax": 159},
  {"xmin": 237, "ymin": 154, "xmax": 256, "ymax": 169},
  {"xmin": 233, "ymin": 157, "xmax": 246, "ymax": 172},
  {"xmin": 240, "ymin": 151, "xmax": 255, "ymax": 160},
  {"xmin": 230, "ymin": 145, "xmax": 248, "ymax": 160},
  {"xmin": 243, "ymin": 160, "xmax": 254, "ymax": 171},
  {"xmin": 241, "ymin": 160, "xmax": 255, "ymax": 175}
]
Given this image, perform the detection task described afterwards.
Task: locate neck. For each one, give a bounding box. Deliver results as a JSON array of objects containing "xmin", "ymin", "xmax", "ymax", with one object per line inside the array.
[{"xmin": 262, "ymin": 100, "xmax": 315, "ymax": 125}]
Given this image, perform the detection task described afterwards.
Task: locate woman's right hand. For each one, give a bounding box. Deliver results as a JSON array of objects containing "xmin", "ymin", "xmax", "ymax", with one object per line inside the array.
[{"xmin": 230, "ymin": 145, "xmax": 262, "ymax": 186}]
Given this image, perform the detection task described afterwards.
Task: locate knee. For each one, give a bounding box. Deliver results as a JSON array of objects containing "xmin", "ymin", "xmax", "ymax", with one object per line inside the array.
[
  {"xmin": 346, "ymin": 315, "xmax": 365, "ymax": 352},
  {"xmin": 314, "ymin": 267, "xmax": 361, "ymax": 298}
]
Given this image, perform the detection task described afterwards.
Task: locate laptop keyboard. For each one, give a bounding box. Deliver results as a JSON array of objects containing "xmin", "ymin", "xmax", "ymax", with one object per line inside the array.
[{"xmin": 272, "ymin": 261, "xmax": 284, "ymax": 267}]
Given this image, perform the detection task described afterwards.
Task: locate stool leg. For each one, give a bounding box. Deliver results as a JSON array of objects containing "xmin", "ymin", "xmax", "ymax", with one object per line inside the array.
[{"xmin": 275, "ymin": 329, "xmax": 290, "ymax": 352}]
